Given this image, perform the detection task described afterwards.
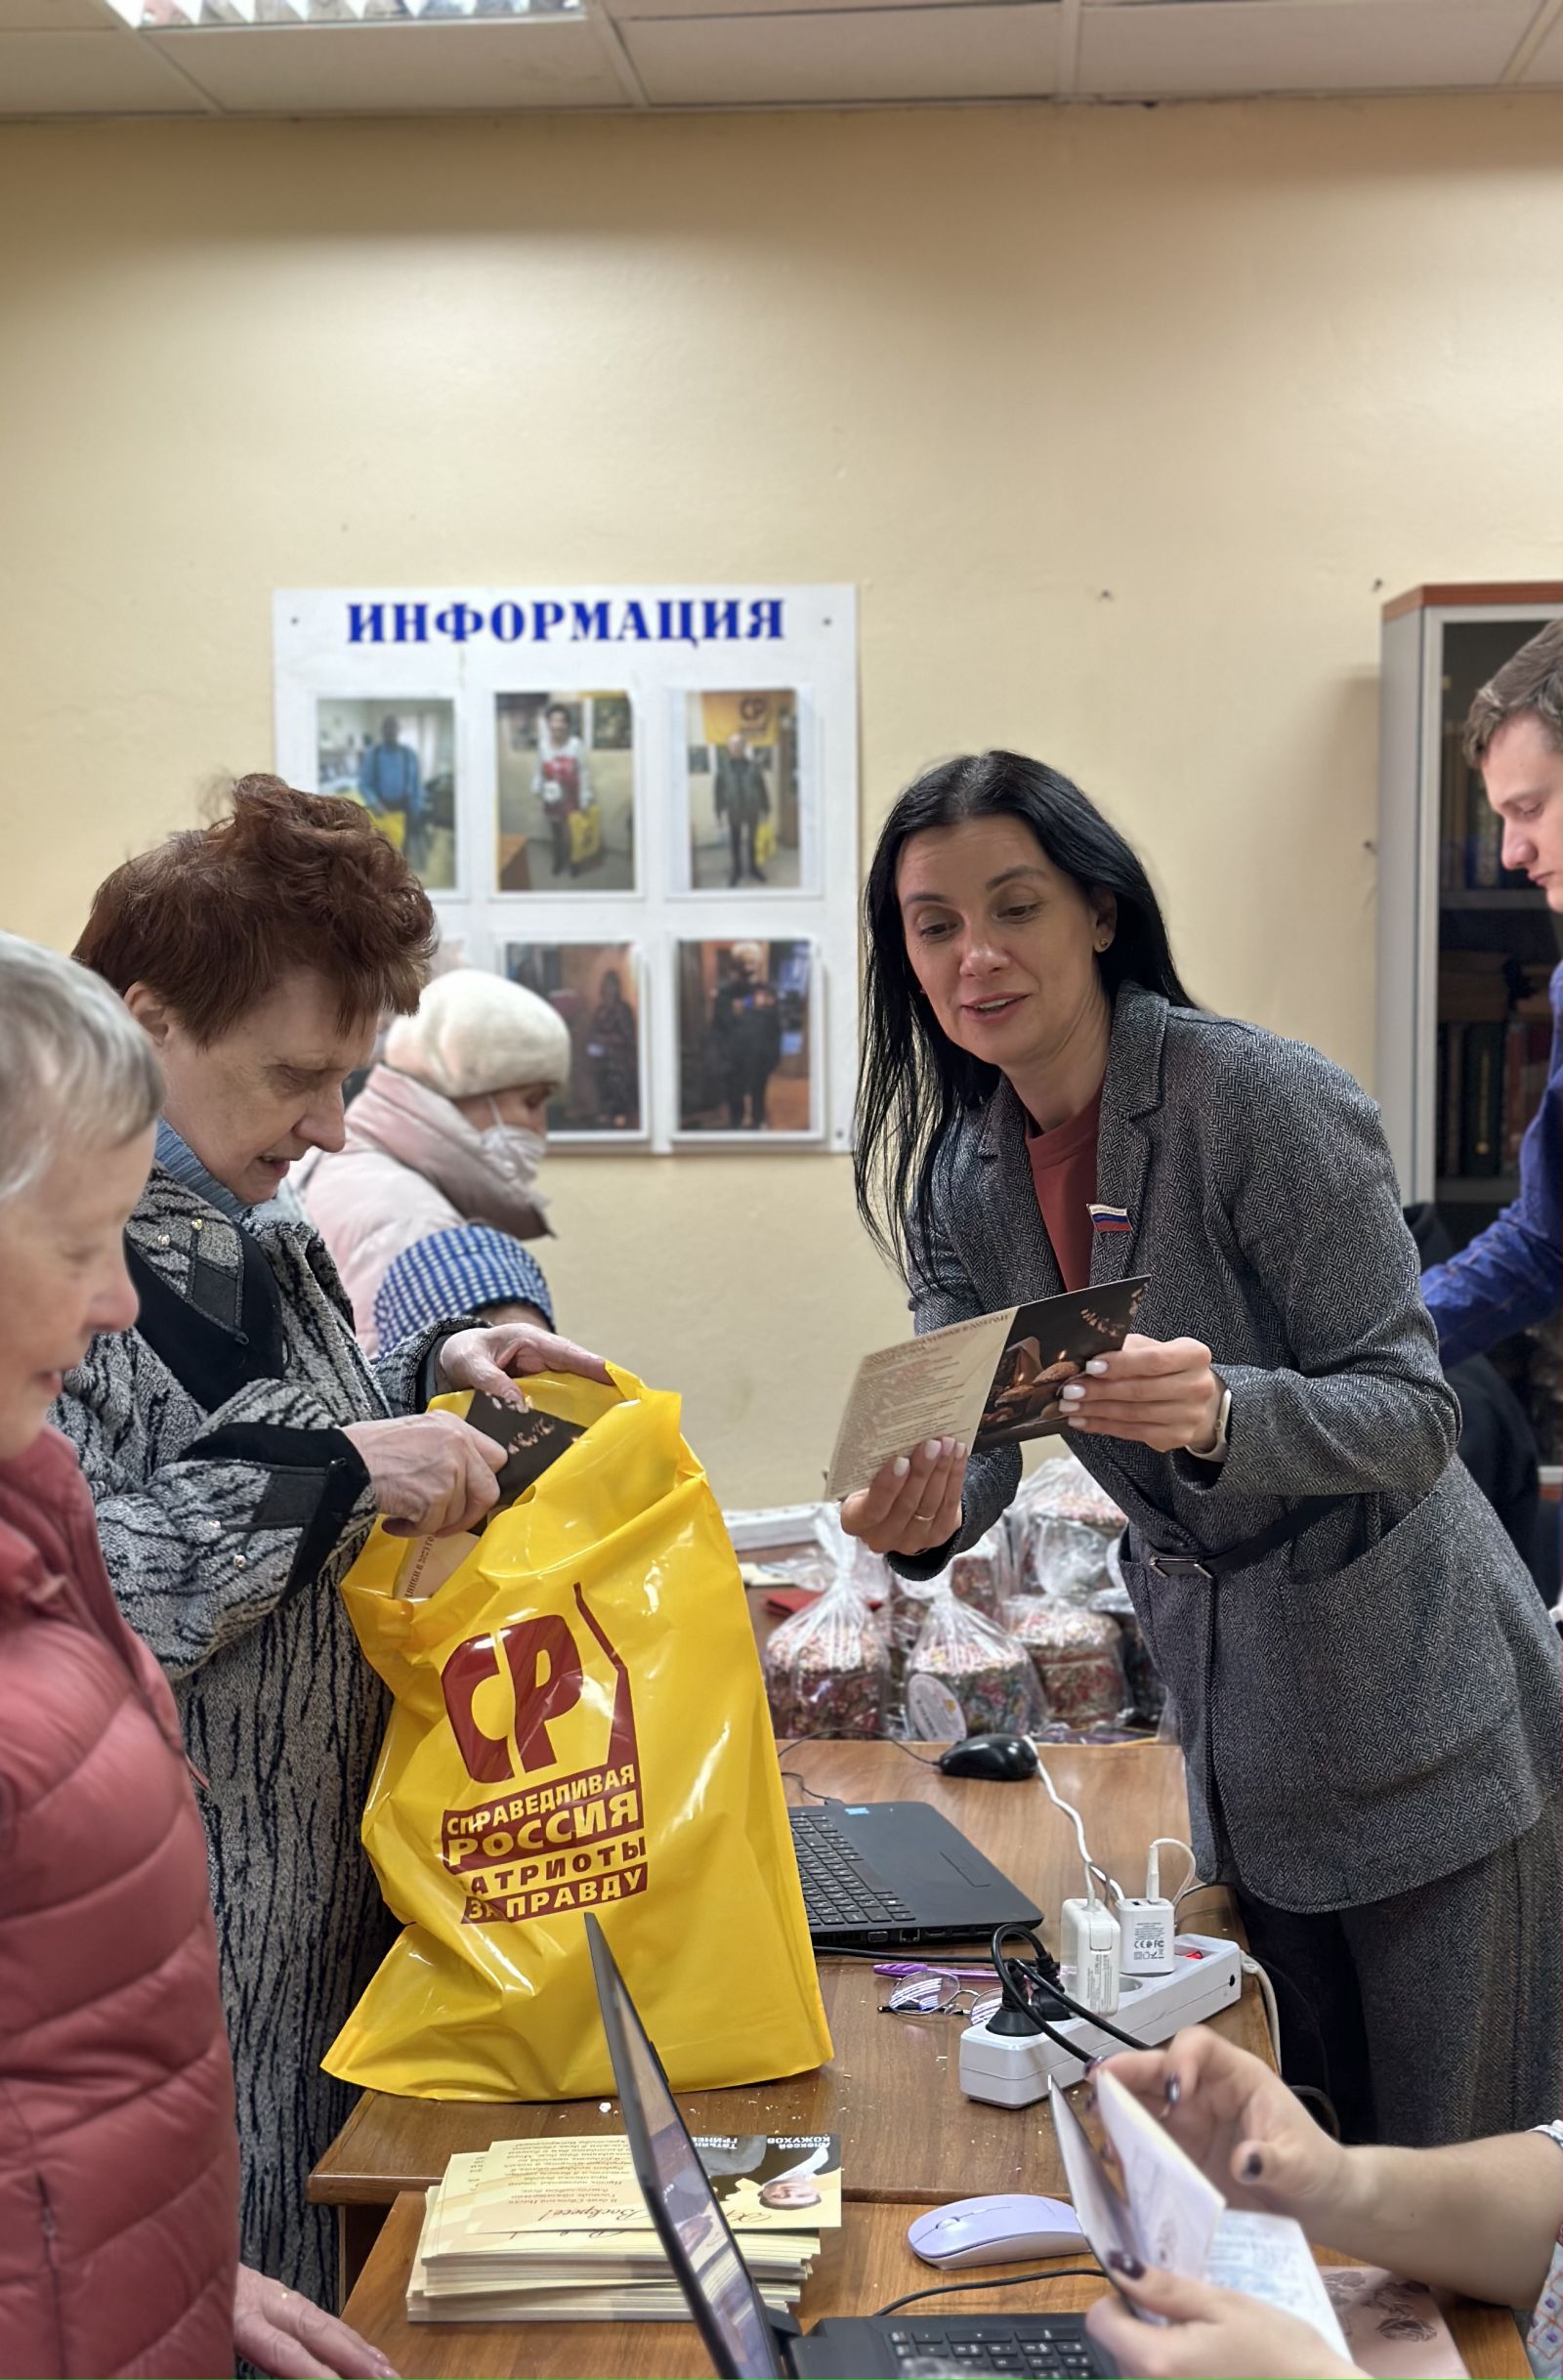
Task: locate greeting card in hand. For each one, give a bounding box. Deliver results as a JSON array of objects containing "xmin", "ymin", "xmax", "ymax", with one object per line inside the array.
[{"xmin": 825, "ymin": 1278, "xmax": 1148, "ymax": 1500}]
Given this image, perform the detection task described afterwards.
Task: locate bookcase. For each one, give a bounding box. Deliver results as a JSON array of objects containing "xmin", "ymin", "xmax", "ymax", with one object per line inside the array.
[{"xmin": 1376, "ymin": 584, "xmax": 1563, "ymax": 1472}]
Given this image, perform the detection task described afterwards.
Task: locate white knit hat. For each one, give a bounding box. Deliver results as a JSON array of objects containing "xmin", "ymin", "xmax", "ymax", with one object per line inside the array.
[{"xmin": 384, "ymin": 969, "xmax": 571, "ymax": 1101}]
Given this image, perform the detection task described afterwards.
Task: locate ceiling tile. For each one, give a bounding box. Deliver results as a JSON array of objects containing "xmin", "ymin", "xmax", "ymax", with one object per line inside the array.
[
  {"xmin": 145, "ymin": 15, "xmax": 625, "ymax": 106},
  {"xmin": 605, "ymin": 0, "xmax": 997, "ymax": 18},
  {"xmin": 0, "ymin": 25, "xmax": 212, "ymax": 108},
  {"xmin": 1079, "ymin": 0, "xmax": 1537, "ymax": 99},
  {"xmin": 1518, "ymin": 7, "xmax": 1563, "ymax": 81},
  {"xmin": 0, "ymin": 0, "xmax": 114, "ymax": 24},
  {"xmin": 622, "ymin": 1, "xmax": 1058, "ymax": 102}
]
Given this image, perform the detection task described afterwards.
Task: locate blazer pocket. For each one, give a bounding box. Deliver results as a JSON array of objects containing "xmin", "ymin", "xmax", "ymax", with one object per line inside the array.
[{"xmin": 1281, "ymin": 1469, "xmax": 1511, "ymax": 1795}]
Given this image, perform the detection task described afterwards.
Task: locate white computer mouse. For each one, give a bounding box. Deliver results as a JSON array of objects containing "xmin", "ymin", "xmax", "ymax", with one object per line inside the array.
[{"xmin": 907, "ymin": 2193, "xmax": 1085, "ymax": 2270}]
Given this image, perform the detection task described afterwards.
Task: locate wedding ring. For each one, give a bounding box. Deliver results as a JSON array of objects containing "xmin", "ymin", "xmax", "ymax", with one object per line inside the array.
[{"xmin": 913, "ymin": 1511, "xmax": 932, "ymax": 1524}]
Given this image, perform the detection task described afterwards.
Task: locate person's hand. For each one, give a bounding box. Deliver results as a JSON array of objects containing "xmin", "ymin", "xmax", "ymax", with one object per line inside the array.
[
  {"xmin": 839, "ymin": 1437, "xmax": 966, "ymax": 1557},
  {"xmin": 1059, "ymin": 1332, "xmax": 1223, "ymax": 1454},
  {"xmin": 1088, "ymin": 2028, "xmax": 1352, "ymax": 2232},
  {"xmin": 1086, "ymin": 2260, "xmax": 1363, "ymax": 2379},
  {"xmin": 437, "ymin": 1322, "xmax": 612, "ymax": 1407},
  {"xmin": 232, "ymin": 2264, "xmax": 399, "ymax": 2380},
  {"xmin": 341, "ymin": 1412, "xmax": 507, "ymax": 1539}
]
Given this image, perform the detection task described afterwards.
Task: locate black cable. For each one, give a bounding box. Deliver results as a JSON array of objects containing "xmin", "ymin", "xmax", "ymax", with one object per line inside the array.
[
  {"xmin": 990, "ymin": 1924, "xmax": 1150, "ymax": 2055},
  {"xmin": 887, "ymin": 1738, "xmax": 944, "ymax": 1771},
  {"xmin": 873, "ymin": 2265, "xmax": 1103, "ymax": 2317},
  {"xmin": 778, "ymin": 1767, "xmax": 842, "ymax": 1806}
]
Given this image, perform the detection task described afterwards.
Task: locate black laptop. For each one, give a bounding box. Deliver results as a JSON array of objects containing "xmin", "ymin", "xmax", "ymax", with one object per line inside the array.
[
  {"xmin": 584, "ymin": 1914, "xmax": 1111, "ymax": 2380},
  {"xmin": 789, "ymin": 1801, "xmax": 1041, "ymax": 1947}
]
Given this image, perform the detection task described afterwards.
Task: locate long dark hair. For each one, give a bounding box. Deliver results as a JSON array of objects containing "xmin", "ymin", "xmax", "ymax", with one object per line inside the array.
[{"xmin": 854, "ymin": 750, "xmax": 1196, "ymax": 1280}]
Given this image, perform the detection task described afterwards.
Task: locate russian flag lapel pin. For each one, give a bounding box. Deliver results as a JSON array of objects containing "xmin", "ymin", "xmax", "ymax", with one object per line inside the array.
[{"xmin": 1088, "ymin": 1202, "xmax": 1132, "ymax": 1236}]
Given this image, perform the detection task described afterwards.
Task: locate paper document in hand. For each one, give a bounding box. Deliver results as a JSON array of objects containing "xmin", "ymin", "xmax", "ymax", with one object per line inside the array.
[
  {"xmin": 825, "ymin": 1278, "xmax": 1149, "ymax": 1499},
  {"xmin": 1049, "ymin": 2073, "xmax": 1350, "ymax": 2360}
]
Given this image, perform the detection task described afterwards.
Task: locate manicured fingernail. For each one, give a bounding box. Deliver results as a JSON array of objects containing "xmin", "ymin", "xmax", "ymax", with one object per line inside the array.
[
  {"xmin": 1107, "ymin": 2250, "xmax": 1144, "ymax": 2278},
  {"xmin": 1060, "ymin": 1383, "xmax": 1085, "ymax": 1403},
  {"xmin": 923, "ymin": 1439, "xmax": 942, "ymax": 1461},
  {"xmin": 1086, "ymin": 1359, "xmax": 1110, "ymax": 1377},
  {"xmin": 1082, "ymin": 2055, "xmax": 1102, "ymax": 2075},
  {"xmin": 955, "ymin": 1441, "xmax": 968, "ymax": 1461},
  {"xmin": 1243, "ymin": 2149, "xmax": 1263, "ymax": 2180},
  {"xmin": 1165, "ymin": 2075, "xmax": 1181, "ymax": 2106},
  {"xmin": 892, "ymin": 1458, "xmax": 910, "ymax": 1478}
]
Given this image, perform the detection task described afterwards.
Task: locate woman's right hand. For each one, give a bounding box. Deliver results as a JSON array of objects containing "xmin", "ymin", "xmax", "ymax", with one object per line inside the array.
[
  {"xmin": 1092, "ymin": 2028, "xmax": 1352, "ymax": 2238},
  {"xmin": 341, "ymin": 1414, "xmax": 508, "ymax": 1539},
  {"xmin": 839, "ymin": 1437, "xmax": 967, "ymax": 1558}
]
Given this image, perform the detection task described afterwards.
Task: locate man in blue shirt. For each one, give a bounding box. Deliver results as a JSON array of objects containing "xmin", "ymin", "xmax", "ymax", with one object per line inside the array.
[
  {"xmin": 1421, "ymin": 619, "xmax": 1563, "ymax": 1375},
  {"xmin": 359, "ymin": 713, "xmax": 428, "ymax": 874}
]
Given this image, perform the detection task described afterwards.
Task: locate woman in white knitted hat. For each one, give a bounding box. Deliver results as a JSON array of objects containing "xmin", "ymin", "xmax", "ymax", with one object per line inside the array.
[{"xmin": 298, "ymin": 967, "xmax": 570, "ymax": 1353}]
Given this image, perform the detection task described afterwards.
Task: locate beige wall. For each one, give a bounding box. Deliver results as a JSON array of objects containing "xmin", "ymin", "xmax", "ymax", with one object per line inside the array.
[{"xmin": 3, "ymin": 94, "xmax": 1561, "ymax": 1504}]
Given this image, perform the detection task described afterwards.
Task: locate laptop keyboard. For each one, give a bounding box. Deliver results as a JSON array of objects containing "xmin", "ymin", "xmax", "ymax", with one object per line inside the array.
[
  {"xmin": 886, "ymin": 2321, "xmax": 1097, "ymax": 2375},
  {"xmin": 789, "ymin": 1809, "xmax": 912, "ymax": 1933}
]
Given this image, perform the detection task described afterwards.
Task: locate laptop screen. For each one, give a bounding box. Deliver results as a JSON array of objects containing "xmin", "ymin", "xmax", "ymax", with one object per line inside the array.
[{"xmin": 585, "ymin": 1916, "xmax": 786, "ymax": 2380}]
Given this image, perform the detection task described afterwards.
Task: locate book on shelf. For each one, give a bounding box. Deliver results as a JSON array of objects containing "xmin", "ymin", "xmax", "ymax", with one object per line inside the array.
[
  {"xmin": 406, "ymin": 2135, "xmax": 839, "ymax": 2325},
  {"xmin": 1438, "ymin": 1023, "xmax": 1464, "ymax": 1180},
  {"xmin": 1468, "ymin": 775, "xmax": 1502, "ymax": 888},
  {"xmin": 1459, "ymin": 1020, "xmax": 1505, "ymax": 1177},
  {"xmin": 1508, "ymin": 1017, "xmax": 1555, "ymax": 1170}
]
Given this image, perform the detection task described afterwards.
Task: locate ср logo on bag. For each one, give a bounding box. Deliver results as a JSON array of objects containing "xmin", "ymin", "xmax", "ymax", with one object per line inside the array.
[{"xmin": 439, "ymin": 1583, "xmax": 645, "ymax": 1927}]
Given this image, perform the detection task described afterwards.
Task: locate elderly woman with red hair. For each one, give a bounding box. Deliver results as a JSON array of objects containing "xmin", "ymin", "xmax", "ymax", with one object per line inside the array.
[
  {"xmin": 0, "ymin": 931, "xmax": 393, "ymax": 2378},
  {"xmin": 57, "ymin": 777, "xmax": 608, "ymax": 2310}
]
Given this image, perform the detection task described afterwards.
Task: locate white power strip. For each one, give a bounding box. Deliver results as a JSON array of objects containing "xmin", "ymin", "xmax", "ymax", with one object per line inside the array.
[{"xmin": 958, "ymin": 1934, "xmax": 1243, "ymax": 2107}]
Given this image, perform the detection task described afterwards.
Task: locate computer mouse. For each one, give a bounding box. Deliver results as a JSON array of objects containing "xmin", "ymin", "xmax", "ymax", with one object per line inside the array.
[
  {"xmin": 937, "ymin": 1732, "xmax": 1039, "ymax": 1781},
  {"xmin": 908, "ymin": 2193, "xmax": 1084, "ymax": 2270}
]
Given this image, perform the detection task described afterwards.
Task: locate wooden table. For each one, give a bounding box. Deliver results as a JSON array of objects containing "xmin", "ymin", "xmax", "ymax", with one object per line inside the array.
[
  {"xmin": 311, "ymin": 1740, "xmax": 1266, "ymax": 2293},
  {"xmin": 343, "ymin": 2190, "xmax": 1531, "ymax": 2379}
]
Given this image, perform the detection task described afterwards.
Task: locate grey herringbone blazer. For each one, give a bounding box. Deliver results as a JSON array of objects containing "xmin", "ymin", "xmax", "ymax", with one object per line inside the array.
[{"xmin": 907, "ymin": 983, "xmax": 1560, "ymax": 1912}]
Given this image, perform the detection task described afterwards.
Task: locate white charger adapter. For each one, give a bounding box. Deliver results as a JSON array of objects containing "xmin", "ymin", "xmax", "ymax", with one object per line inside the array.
[
  {"xmin": 1116, "ymin": 1894, "xmax": 1176, "ymax": 1976},
  {"xmin": 1059, "ymin": 1895, "xmax": 1121, "ymax": 2015}
]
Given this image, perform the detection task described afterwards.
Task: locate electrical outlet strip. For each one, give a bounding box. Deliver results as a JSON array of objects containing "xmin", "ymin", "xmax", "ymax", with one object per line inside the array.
[{"xmin": 958, "ymin": 1934, "xmax": 1243, "ymax": 2108}]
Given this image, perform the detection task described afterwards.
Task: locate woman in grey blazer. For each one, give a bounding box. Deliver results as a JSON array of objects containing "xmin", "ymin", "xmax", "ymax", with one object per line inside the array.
[{"xmin": 843, "ymin": 748, "xmax": 1561, "ymax": 2150}]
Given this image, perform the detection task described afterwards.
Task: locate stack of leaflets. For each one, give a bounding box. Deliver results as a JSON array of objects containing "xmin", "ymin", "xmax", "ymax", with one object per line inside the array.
[{"xmin": 407, "ymin": 2133, "xmax": 840, "ymax": 2324}]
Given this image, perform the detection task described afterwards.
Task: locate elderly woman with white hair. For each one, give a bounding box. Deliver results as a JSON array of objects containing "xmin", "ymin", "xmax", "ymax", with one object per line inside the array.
[
  {"xmin": 298, "ymin": 965, "xmax": 570, "ymax": 1352},
  {"xmin": 0, "ymin": 932, "xmax": 393, "ymax": 2380}
]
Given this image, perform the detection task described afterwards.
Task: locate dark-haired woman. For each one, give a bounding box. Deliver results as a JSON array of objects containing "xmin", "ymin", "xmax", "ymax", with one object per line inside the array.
[
  {"xmin": 56, "ymin": 777, "xmax": 609, "ymax": 2309},
  {"xmin": 842, "ymin": 751, "xmax": 1561, "ymax": 2150}
]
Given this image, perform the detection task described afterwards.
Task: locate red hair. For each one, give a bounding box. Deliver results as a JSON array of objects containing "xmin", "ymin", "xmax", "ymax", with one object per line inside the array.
[{"xmin": 74, "ymin": 775, "xmax": 437, "ymax": 1043}]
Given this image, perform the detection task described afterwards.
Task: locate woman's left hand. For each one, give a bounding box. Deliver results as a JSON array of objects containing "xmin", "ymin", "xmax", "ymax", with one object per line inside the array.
[
  {"xmin": 437, "ymin": 1323, "xmax": 612, "ymax": 1407},
  {"xmin": 232, "ymin": 2265, "xmax": 398, "ymax": 2379},
  {"xmin": 1086, "ymin": 2261, "xmax": 1363, "ymax": 2379},
  {"xmin": 1059, "ymin": 1332, "xmax": 1224, "ymax": 1455}
]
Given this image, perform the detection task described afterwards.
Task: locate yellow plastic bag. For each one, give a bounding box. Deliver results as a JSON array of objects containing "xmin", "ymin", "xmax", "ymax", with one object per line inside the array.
[
  {"xmin": 754, "ymin": 814, "xmax": 778, "ymax": 868},
  {"xmin": 324, "ymin": 1366, "xmax": 831, "ymax": 2101},
  {"xmin": 569, "ymin": 805, "xmax": 603, "ymax": 865}
]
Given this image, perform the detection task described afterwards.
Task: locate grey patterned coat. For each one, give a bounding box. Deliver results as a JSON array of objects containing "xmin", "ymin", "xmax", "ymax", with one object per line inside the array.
[
  {"xmin": 52, "ymin": 1165, "xmax": 471, "ymax": 2308},
  {"xmin": 902, "ymin": 984, "xmax": 1561, "ymax": 1912}
]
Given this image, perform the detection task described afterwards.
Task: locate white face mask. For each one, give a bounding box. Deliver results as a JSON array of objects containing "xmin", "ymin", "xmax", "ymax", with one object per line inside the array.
[{"xmin": 478, "ymin": 1101, "xmax": 548, "ymax": 1203}]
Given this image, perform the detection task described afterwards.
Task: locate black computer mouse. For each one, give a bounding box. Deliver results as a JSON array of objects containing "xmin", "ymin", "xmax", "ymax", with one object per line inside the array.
[{"xmin": 937, "ymin": 1732, "xmax": 1039, "ymax": 1782}]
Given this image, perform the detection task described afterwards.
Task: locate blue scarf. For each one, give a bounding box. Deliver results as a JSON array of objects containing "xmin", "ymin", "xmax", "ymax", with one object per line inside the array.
[{"xmin": 154, "ymin": 1119, "xmax": 303, "ymax": 1234}]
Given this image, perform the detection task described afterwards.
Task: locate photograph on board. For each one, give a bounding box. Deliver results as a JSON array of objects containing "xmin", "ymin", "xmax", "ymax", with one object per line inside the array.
[
  {"xmin": 504, "ymin": 942, "xmax": 643, "ymax": 1135},
  {"xmin": 677, "ymin": 939, "xmax": 816, "ymax": 1136},
  {"xmin": 316, "ymin": 698, "xmax": 457, "ymax": 891},
  {"xmin": 684, "ymin": 690, "xmax": 802, "ymax": 891},
  {"xmin": 495, "ymin": 691, "xmax": 635, "ymax": 893}
]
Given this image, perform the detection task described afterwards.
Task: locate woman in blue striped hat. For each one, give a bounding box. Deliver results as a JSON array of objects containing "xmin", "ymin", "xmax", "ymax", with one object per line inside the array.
[{"xmin": 376, "ymin": 1221, "xmax": 556, "ymax": 1355}]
